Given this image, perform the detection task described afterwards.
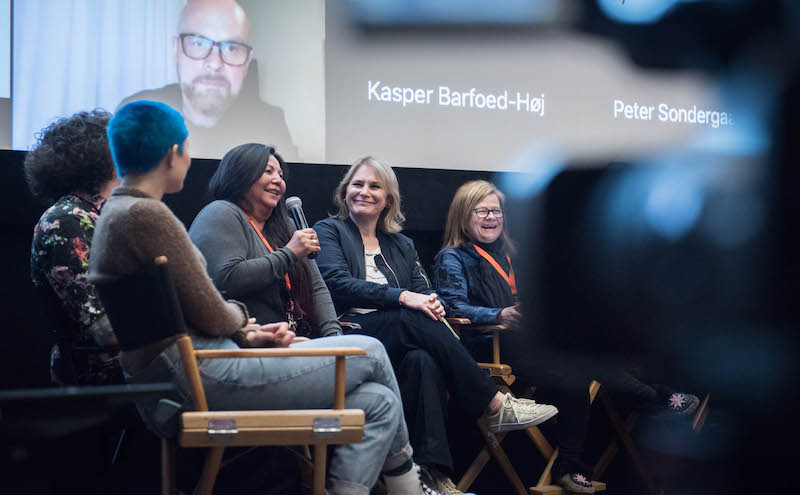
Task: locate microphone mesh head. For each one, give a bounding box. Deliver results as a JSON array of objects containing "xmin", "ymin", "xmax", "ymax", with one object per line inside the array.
[{"xmin": 285, "ymin": 196, "xmax": 302, "ymax": 209}]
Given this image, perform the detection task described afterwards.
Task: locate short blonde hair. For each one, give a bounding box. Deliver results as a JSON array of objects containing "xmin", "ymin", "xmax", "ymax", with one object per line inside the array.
[
  {"xmin": 332, "ymin": 156, "xmax": 406, "ymax": 233},
  {"xmin": 443, "ymin": 180, "xmax": 515, "ymax": 254}
]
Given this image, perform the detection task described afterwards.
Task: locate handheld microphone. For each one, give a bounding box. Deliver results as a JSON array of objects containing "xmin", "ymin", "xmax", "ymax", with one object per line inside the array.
[{"xmin": 285, "ymin": 196, "xmax": 317, "ymax": 259}]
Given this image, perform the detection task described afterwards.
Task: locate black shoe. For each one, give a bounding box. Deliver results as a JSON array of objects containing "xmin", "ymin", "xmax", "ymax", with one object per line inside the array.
[
  {"xmin": 649, "ymin": 385, "xmax": 699, "ymax": 420},
  {"xmin": 555, "ymin": 472, "xmax": 595, "ymax": 494},
  {"xmin": 553, "ymin": 459, "xmax": 596, "ymax": 494}
]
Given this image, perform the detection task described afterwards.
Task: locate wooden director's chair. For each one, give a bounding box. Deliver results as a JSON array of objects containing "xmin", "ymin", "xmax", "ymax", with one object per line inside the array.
[
  {"xmin": 447, "ymin": 318, "xmax": 603, "ymax": 495},
  {"xmin": 590, "ymin": 389, "xmax": 710, "ymax": 495},
  {"xmin": 448, "ymin": 318, "xmax": 710, "ymax": 495},
  {"xmin": 97, "ymin": 256, "xmax": 366, "ymax": 495}
]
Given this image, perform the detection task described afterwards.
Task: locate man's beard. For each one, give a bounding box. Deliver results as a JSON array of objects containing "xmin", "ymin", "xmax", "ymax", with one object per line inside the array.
[{"xmin": 181, "ymin": 75, "xmax": 234, "ymax": 120}]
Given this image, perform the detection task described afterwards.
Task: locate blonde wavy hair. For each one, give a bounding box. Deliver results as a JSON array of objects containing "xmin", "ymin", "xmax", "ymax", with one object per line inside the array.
[
  {"xmin": 332, "ymin": 156, "xmax": 406, "ymax": 233},
  {"xmin": 443, "ymin": 180, "xmax": 515, "ymax": 254}
]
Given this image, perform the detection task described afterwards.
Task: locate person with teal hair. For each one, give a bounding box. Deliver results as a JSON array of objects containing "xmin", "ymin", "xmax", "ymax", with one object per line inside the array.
[
  {"xmin": 106, "ymin": 100, "xmax": 189, "ymax": 177},
  {"xmin": 90, "ymin": 100, "xmax": 437, "ymax": 495}
]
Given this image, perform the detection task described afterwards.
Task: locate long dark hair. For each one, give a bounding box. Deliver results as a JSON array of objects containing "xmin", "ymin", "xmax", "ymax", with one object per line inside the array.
[{"xmin": 209, "ymin": 143, "xmax": 315, "ymax": 328}]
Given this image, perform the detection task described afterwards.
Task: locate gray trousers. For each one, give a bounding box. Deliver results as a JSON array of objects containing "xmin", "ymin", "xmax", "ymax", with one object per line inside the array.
[{"xmin": 129, "ymin": 334, "xmax": 412, "ymax": 495}]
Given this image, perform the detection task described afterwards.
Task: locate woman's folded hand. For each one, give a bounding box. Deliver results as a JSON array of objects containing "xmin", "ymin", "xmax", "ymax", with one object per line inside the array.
[
  {"xmin": 400, "ymin": 291, "xmax": 446, "ymax": 321},
  {"xmin": 241, "ymin": 318, "xmax": 296, "ymax": 348}
]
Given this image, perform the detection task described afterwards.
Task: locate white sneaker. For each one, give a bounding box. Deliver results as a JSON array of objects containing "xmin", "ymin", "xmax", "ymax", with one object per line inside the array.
[
  {"xmin": 485, "ymin": 392, "xmax": 558, "ymax": 433},
  {"xmin": 425, "ymin": 465, "xmax": 476, "ymax": 495},
  {"xmin": 384, "ymin": 463, "xmax": 442, "ymax": 495}
]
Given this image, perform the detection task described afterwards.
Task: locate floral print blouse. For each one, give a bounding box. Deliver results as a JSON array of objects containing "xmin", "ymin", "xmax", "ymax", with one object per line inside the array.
[{"xmin": 30, "ymin": 192, "xmax": 120, "ymax": 384}]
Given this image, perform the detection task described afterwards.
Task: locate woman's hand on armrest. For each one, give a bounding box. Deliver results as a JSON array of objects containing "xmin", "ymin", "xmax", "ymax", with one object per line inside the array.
[{"xmin": 498, "ymin": 304, "xmax": 522, "ymax": 327}]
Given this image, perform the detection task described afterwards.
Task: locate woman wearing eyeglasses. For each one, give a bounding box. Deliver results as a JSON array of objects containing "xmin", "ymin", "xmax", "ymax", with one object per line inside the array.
[
  {"xmin": 435, "ymin": 180, "xmax": 700, "ymax": 494},
  {"xmin": 315, "ymin": 157, "xmax": 558, "ymax": 494}
]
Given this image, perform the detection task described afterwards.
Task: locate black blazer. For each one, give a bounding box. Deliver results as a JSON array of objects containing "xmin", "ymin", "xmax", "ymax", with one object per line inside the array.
[{"xmin": 314, "ymin": 217, "xmax": 440, "ymax": 315}]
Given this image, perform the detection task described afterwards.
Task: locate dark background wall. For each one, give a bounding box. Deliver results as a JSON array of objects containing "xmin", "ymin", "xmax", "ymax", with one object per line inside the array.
[{"xmin": 0, "ymin": 149, "xmax": 501, "ymax": 389}]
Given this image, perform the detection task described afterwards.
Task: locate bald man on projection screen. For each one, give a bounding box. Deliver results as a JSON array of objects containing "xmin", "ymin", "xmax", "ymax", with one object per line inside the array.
[{"xmin": 118, "ymin": 0, "xmax": 298, "ymax": 160}]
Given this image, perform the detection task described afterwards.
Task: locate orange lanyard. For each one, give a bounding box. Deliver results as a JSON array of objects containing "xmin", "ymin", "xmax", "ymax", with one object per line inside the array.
[
  {"xmin": 473, "ymin": 245, "xmax": 517, "ymax": 296},
  {"xmin": 246, "ymin": 215, "xmax": 294, "ymax": 311}
]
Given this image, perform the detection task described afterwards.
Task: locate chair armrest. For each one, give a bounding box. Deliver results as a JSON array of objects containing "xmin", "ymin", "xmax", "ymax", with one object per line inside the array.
[
  {"xmin": 339, "ymin": 321, "xmax": 362, "ymax": 333},
  {"xmin": 467, "ymin": 324, "xmax": 508, "ymax": 332},
  {"xmin": 446, "ymin": 318, "xmax": 509, "ymax": 333},
  {"xmin": 477, "ymin": 363, "xmax": 513, "ymax": 376},
  {"xmin": 193, "ymin": 347, "xmax": 366, "ymax": 410},
  {"xmin": 448, "ymin": 322, "xmax": 509, "ymax": 334},
  {"xmin": 194, "ymin": 347, "xmax": 367, "ymax": 359},
  {"xmin": 446, "ymin": 318, "xmax": 472, "ymax": 325}
]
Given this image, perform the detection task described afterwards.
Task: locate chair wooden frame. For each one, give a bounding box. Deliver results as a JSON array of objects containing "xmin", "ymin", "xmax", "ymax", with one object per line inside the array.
[
  {"xmin": 448, "ymin": 318, "xmax": 608, "ymax": 495},
  {"xmin": 174, "ymin": 340, "xmax": 367, "ymax": 495},
  {"xmin": 589, "ymin": 392, "xmax": 710, "ymax": 495},
  {"xmin": 98, "ymin": 257, "xmax": 367, "ymax": 495},
  {"xmin": 448, "ymin": 318, "xmax": 710, "ymax": 495}
]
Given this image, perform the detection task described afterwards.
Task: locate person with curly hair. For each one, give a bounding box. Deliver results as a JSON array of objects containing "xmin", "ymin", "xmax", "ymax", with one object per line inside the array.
[{"xmin": 26, "ymin": 109, "xmax": 121, "ymax": 385}]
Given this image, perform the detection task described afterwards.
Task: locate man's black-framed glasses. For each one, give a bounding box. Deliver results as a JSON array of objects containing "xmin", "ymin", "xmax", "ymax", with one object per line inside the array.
[
  {"xmin": 179, "ymin": 33, "xmax": 253, "ymax": 66},
  {"xmin": 472, "ymin": 208, "xmax": 503, "ymax": 219}
]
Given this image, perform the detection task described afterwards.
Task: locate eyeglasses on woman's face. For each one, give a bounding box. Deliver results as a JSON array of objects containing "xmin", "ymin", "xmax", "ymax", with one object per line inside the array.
[{"xmin": 472, "ymin": 207, "xmax": 503, "ymax": 219}]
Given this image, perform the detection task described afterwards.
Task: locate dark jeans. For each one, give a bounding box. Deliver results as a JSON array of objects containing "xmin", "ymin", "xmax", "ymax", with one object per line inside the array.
[
  {"xmin": 345, "ymin": 309, "xmax": 498, "ymax": 472},
  {"xmin": 397, "ymin": 349, "xmax": 450, "ymax": 469},
  {"xmin": 466, "ymin": 327, "xmax": 658, "ymax": 474}
]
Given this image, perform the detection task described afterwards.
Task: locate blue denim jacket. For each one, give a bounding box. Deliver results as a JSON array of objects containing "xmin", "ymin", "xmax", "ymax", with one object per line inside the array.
[{"xmin": 433, "ymin": 247, "xmax": 506, "ymax": 325}]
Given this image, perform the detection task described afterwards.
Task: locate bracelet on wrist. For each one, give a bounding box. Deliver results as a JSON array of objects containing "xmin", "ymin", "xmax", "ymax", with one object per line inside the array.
[{"xmin": 232, "ymin": 328, "xmax": 254, "ymax": 348}]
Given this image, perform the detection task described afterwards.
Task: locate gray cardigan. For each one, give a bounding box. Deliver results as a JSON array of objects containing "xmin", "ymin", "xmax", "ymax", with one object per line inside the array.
[
  {"xmin": 188, "ymin": 200, "xmax": 341, "ymax": 337},
  {"xmin": 90, "ymin": 188, "xmax": 249, "ymax": 373}
]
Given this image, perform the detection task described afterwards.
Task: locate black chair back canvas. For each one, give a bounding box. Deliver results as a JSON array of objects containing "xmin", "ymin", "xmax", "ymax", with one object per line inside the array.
[
  {"xmin": 35, "ymin": 283, "xmax": 122, "ymax": 384},
  {"xmin": 97, "ymin": 261, "xmax": 187, "ymax": 351},
  {"xmin": 35, "ymin": 283, "xmax": 84, "ymax": 383}
]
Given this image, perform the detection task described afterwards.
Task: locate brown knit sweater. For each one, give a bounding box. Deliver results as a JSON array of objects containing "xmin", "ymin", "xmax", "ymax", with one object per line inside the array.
[{"xmin": 89, "ymin": 186, "xmax": 248, "ymax": 373}]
